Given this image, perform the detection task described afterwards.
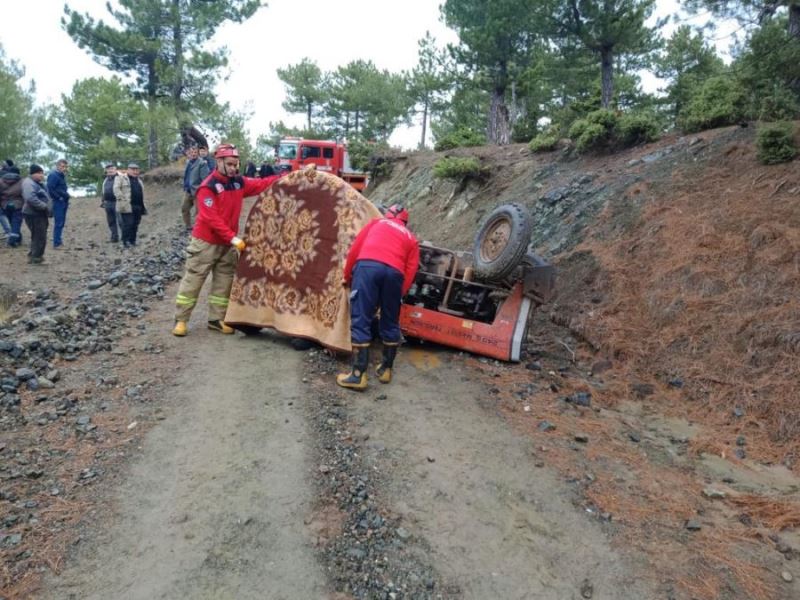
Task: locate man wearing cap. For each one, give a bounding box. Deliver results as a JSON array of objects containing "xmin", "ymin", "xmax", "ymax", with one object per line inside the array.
[
  {"xmin": 337, "ymin": 204, "xmax": 419, "ymax": 390},
  {"xmin": 114, "ymin": 163, "xmax": 146, "ymax": 248},
  {"xmin": 46, "ymin": 159, "xmax": 70, "ymax": 248},
  {"xmin": 21, "ymin": 165, "xmax": 53, "ymax": 264},
  {"xmin": 172, "ymin": 143, "xmax": 281, "ymax": 336},
  {"xmin": 101, "ymin": 163, "xmax": 120, "ymax": 243}
]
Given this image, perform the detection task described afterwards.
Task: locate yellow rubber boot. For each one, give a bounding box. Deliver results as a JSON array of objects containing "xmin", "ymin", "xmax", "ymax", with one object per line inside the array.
[
  {"xmin": 376, "ymin": 343, "xmax": 398, "ymax": 384},
  {"xmin": 337, "ymin": 345, "xmax": 369, "ymax": 390},
  {"xmin": 208, "ymin": 320, "xmax": 234, "ymax": 334},
  {"xmin": 172, "ymin": 321, "xmax": 188, "ymax": 337}
]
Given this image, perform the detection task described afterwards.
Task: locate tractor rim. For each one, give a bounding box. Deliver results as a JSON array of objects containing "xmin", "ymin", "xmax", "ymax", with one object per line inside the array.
[{"xmin": 479, "ymin": 217, "xmax": 511, "ymax": 262}]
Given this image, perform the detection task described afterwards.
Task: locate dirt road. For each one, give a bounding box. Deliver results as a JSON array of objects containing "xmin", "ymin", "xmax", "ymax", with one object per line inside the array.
[
  {"xmin": 35, "ymin": 292, "xmax": 654, "ymax": 599},
  {"xmin": 0, "ymin": 186, "xmax": 653, "ymax": 599},
  {"xmin": 42, "ymin": 330, "xmax": 326, "ymax": 600}
]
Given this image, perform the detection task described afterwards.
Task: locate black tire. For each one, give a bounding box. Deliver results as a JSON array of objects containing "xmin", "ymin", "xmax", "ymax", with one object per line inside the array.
[{"xmin": 473, "ymin": 203, "xmax": 533, "ymax": 281}]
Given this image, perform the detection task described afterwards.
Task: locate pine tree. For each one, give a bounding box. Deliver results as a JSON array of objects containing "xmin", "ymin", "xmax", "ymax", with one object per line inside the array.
[
  {"xmin": 654, "ymin": 26, "xmax": 724, "ymax": 121},
  {"xmin": 41, "ymin": 77, "xmax": 151, "ymax": 186},
  {"xmin": 408, "ymin": 32, "xmax": 453, "ymax": 149},
  {"xmin": 0, "ymin": 45, "xmax": 41, "ymax": 162},
  {"xmin": 441, "ymin": 0, "xmax": 548, "ymax": 145},
  {"xmin": 278, "ymin": 58, "xmax": 327, "ymax": 131},
  {"xmin": 685, "ymin": 0, "xmax": 800, "ymax": 39},
  {"xmin": 550, "ymin": 0, "xmax": 664, "ymax": 109},
  {"xmin": 63, "ymin": 0, "xmax": 262, "ymax": 166}
]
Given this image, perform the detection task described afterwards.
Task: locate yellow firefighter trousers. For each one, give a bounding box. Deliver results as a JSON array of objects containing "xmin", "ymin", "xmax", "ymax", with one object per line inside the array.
[{"xmin": 174, "ymin": 237, "xmax": 238, "ymax": 323}]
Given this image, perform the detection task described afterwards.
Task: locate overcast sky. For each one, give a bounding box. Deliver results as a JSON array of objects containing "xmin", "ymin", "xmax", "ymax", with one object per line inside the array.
[{"xmin": 2, "ymin": 0, "xmax": 734, "ymax": 152}]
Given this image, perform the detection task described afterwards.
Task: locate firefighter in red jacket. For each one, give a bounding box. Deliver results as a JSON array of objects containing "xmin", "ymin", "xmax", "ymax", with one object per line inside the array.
[
  {"xmin": 172, "ymin": 143, "xmax": 281, "ymax": 336},
  {"xmin": 337, "ymin": 204, "xmax": 419, "ymax": 390}
]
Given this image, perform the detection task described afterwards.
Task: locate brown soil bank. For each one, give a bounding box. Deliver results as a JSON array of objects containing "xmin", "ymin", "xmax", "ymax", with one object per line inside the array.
[{"xmin": 368, "ymin": 125, "xmax": 800, "ymax": 470}]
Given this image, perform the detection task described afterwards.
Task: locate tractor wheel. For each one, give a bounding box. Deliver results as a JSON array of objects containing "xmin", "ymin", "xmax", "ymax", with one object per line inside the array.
[{"xmin": 473, "ymin": 203, "xmax": 533, "ymax": 282}]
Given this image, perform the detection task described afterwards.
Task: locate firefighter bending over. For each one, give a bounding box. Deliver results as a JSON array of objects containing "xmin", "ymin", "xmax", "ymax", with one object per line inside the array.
[
  {"xmin": 172, "ymin": 144, "xmax": 281, "ymax": 336},
  {"xmin": 338, "ymin": 204, "xmax": 419, "ymax": 390}
]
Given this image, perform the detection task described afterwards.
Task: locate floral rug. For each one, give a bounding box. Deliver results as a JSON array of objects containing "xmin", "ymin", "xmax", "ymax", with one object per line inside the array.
[{"xmin": 224, "ymin": 167, "xmax": 381, "ymax": 351}]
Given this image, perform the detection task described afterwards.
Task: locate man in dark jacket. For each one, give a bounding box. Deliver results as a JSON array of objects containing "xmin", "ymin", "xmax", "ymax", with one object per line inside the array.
[
  {"xmin": 46, "ymin": 159, "xmax": 70, "ymax": 248},
  {"xmin": 101, "ymin": 163, "xmax": 119, "ymax": 242},
  {"xmin": 0, "ymin": 166, "xmax": 24, "ymax": 247},
  {"xmin": 22, "ymin": 164, "xmax": 52, "ymax": 264}
]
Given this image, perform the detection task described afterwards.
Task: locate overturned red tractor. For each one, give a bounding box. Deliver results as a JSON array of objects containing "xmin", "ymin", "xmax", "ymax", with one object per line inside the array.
[{"xmin": 400, "ymin": 203, "xmax": 555, "ymax": 362}]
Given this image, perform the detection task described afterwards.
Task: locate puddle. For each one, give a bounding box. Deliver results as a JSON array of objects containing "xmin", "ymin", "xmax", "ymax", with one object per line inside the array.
[{"xmin": 406, "ymin": 349, "xmax": 442, "ymax": 371}]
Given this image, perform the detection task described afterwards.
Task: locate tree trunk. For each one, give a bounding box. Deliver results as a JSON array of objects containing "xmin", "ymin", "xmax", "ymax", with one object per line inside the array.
[
  {"xmin": 171, "ymin": 0, "xmax": 184, "ymax": 113},
  {"xmin": 790, "ymin": 3, "xmax": 800, "ymax": 39},
  {"xmin": 600, "ymin": 47, "xmax": 614, "ymax": 109},
  {"xmin": 487, "ymin": 87, "xmax": 511, "ymax": 145},
  {"xmin": 420, "ymin": 96, "xmax": 429, "ymax": 149},
  {"xmin": 148, "ymin": 97, "xmax": 158, "ymax": 169},
  {"xmin": 307, "ymin": 103, "xmax": 312, "ymax": 130},
  {"xmin": 355, "ymin": 110, "xmax": 360, "ymax": 136},
  {"xmin": 146, "ymin": 57, "xmax": 159, "ymax": 168}
]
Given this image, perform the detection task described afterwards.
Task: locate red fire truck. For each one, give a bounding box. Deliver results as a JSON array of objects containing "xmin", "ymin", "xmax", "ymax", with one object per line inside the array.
[{"xmin": 275, "ymin": 137, "xmax": 369, "ymax": 191}]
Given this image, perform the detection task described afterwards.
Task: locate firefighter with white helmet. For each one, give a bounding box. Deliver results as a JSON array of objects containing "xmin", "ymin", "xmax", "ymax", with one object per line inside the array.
[
  {"xmin": 337, "ymin": 204, "xmax": 419, "ymax": 390},
  {"xmin": 172, "ymin": 143, "xmax": 281, "ymax": 336}
]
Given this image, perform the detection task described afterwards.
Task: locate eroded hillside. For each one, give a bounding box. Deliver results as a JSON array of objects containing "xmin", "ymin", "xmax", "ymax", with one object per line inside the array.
[{"xmin": 369, "ymin": 125, "xmax": 800, "ymax": 468}]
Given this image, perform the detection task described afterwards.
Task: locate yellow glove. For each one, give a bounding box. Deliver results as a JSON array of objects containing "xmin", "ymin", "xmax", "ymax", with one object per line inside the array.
[{"xmin": 231, "ymin": 237, "xmax": 246, "ymax": 252}]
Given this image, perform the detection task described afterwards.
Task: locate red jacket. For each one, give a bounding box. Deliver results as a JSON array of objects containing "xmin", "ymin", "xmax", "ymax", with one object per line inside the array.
[
  {"xmin": 193, "ymin": 171, "xmax": 280, "ymax": 245},
  {"xmin": 344, "ymin": 216, "xmax": 420, "ymax": 294}
]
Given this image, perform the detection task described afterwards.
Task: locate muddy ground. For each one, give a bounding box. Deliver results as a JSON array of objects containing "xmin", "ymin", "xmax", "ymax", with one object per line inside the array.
[{"xmin": 2, "ymin": 131, "xmax": 799, "ymax": 600}]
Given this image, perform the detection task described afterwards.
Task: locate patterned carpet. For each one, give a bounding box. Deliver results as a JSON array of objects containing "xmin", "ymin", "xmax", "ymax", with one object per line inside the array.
[{"xmin": 225, "ymin": 166, "xmax": 381, "ymax": 351}]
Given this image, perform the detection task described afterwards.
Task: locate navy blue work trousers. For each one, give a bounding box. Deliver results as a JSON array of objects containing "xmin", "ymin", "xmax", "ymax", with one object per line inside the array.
[
  {"xmin": 350, "ymin": 260, "xmax": 404, "ymax": 344},
  {"xmin": 52, "ymin": 199, "xmax": 68, "ymax": 247}
]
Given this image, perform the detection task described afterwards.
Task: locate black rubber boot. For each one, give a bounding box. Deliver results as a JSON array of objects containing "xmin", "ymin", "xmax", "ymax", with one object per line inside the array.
[
  {"xmin": 337, "ymin": 345, "xmax": 369, "ymax": 390},
  {"xmin": 376, "ymin": 343, "xmax": 398, "ymax": 384}
]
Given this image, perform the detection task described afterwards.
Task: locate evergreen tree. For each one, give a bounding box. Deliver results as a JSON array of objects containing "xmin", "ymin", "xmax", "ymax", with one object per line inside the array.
[
  {"xmin": 41, "ymin": 76, "xmax": 152, "ymax": 187},
  {"xmin": 62, "ymin": 0, "xmax": 262, "ymax": 166},
  {"xmin": 408, "ymin": 32, "xmax": 453, "ymax": 148},
  {"xmin": 214, "ymin": 108, "xmax": 255, "ymax": 161},
  {"xmin": 326, "ymin": 60, "xmax": 382, "ymax": 138},
  {"xmin": 441, "ymin": 0, "xmax": 547, "ymax": 144},
  {"xmin": 734, "ymin": 18, "xmax": 800, "ymax": 119},
  {"xmin": 0, "ymin": 45, "xmax": 41, "ymax": 163},
  {"xmin": 654, "ymin": 26, "xmax": 725, "ymax": 121},
  {"xmin": 431, "ymin": 80, "xmax": 489, "ymax": 144},
  {"xmin": 362, "ymin": 71, "xmax": 413, "ymax": 142},
  {"xmin": 550, "ymin": 0, "xmax": 664, "ymax": 108},
  {"xmin": 685, "ymin": 0, "xmax": 800, "ymax": 39},
  {"xmin": 278, "ymin": 58, "xmax": 327, "ymax": 131}
]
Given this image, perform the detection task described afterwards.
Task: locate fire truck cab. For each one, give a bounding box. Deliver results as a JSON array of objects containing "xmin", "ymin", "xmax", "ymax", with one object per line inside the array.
[{"xmin": 275, "ymin": 138, "xmax": 368, "ymax": 191}]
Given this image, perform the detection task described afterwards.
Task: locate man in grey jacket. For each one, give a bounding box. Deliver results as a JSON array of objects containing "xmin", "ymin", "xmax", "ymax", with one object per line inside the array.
[
  {"xmin": 189, "ymin": 145, "xmax": 215, "ymax": 195},
  {"xmin": 21, "ymin": 164, "xmax": 52, "ymax": 264}
]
